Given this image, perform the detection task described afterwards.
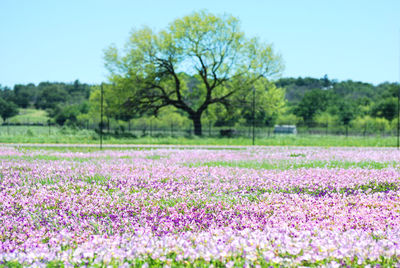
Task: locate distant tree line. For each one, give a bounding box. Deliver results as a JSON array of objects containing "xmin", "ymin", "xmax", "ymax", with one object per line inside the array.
[
  {"xmin": 0, "ymin": 80, "xmax": 91, "ymax": 125},
  {"xmin": 1, "ymin": 76, "xmax": 399, "ymax": 136},
  {"xmin": 276, "ymin": 76, "xmax": 400, "ymax": 135}
]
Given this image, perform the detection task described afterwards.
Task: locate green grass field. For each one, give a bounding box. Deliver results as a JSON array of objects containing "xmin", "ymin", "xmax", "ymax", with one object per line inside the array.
[
  {"xmin": 4, "ymin": 108, "xmax": 50, "ymax": 124},
  {"xmin": 0, "ymin": 125, "xmax": 399, "ymax": 147},
  {"xmin": 187, "ymin": 160, "xmax": 399, "ymax": 170},
  {"xmin": 1, "ymin": 108, "xmax": 399, "ymax": 147}
]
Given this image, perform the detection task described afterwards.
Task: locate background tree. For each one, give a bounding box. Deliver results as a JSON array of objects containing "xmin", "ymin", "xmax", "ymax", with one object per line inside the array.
[
  {"xmin": 0, "ymin": 97, "xmax": 19, "ymax": 123},
  {"xmin": 237, "ymin": 78, "xmax": 286, "ymax": 127},
  {"xmin": 13, "ymin": 84, "xmax": 35, "ymax": 108},
  {"xmin": 275, "ymin": 76, "xmax": 335, "ymax": 104},
  {"xmin": 314, "ymin": 112, "xmax": 339, "ymax": 134},
  {"xmin": 88, "ymin": 84, "xmax": 134, "ymax": 131},
  {"xmin": 351, "ymin": 115, "xmax": 390, "ymax": 136},
  {"xmin": 35, "ymin": 83, "xmax": 68, "ymax": 110},
  {"xmin": 53, "ymin": 102, "xmax": 89, "ymax": 126},
  {"xmin": 0, "ymin": 85, "xmax": 16, "ymax": 104},
  {"xmin": 371, "ymin": 97, "xmax": 397, "ymax": 121},
  {"xmin": 293, "ymin": 89, "xmax": 333, "ymax": 126},
  {"xmin": 104, "ymin": 10, "xmax": 283, "ymax": 135},
  {"xmin": 276, "ymin": 113, "xmax": 303, "ymax": 126},
  {"xmin": 337, "ymin": 100, "xmax": 356, "ymax": 136}
]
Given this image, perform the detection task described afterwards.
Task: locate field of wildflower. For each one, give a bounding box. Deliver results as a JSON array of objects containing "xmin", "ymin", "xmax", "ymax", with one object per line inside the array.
[{"xmin": 1, "ymin": 145, "xmax": 400, "ymax": 267}]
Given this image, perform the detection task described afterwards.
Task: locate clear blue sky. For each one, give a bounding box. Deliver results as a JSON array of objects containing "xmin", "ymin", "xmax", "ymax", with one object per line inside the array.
[{"xmin": 1, "ymin": 0, "xmax": 399, "ymax": 88}]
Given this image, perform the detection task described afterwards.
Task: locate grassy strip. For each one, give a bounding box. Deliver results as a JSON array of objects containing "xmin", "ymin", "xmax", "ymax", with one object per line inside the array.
[
  {"xmin": 0, "ymin": 153, "xmax": 168, "ymax": 161},
  {"xmin": 158, "ymin": 182, "xmax": 399, "ymax": 206},
  {"xmin": 1, "ymin": 255, "xmax": 399, "ymax": 268},
  {"xmin": 6, "ymin": 109, "xmax": 49, "ymax": 124},
  {"xmin": 0, "ymin": 155, "xmax": 92, "ymax": 162},
  {"xmin": 188, "ymin": 160, "xmax": 399, "ymax": 170},
  {"xmin": 0, "ymin": 131, "xmax": 399, "ymax": 147},
  {"xmin": 244, "ymin": 181, "xmax": 399, "ymax": 198}
]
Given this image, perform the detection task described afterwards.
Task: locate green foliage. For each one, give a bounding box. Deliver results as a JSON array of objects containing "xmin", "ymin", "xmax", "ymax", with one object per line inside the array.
[
  {"xmin": 276, "ymin": 113, "xmax": 303, "ymax": 125},
  {"xmin": 294, "ymin": 89, "xmax": 334, "ymax": 125},
  {"xmin": 0, "ymin": 85, "xmax": 17, "ymax": 105},
  {"xmin": 240, "ymin": 79, "xmax": 286, "ymax": 127},
  {"xmin": 377, "ymin": 82, "xmax": 400, "ymax": 98},
  {"xmin": 35, "ymin": 84, "xmax": 68, "ymax": 110},
  {"xmin": 2, "ymin": 80, "xmax": 92, "ymax": 114},
  {"xmin": 275, "ymin": 76, "xmax": 333, "ymax": 103},
  {"xmin": 13, "ymin": 83, "xmax": 35, "ymax": 108},
  {"xmin": 275, "ymin": 77, "xmax": 399, "ymax": 129},
  {"xmin": 0, "ymin": 97, "xmax": 19, "ymax": 122},
  {"xmin": 351, "ymin": 116, "xmax": 390, "ymax": 134},
  {"xmin": 371, "ymin": 97, "xmax": 397, "ymax": 121},
  {"xmin": 332, "ymin": 80, "xmax": 377, "ymax": 100},
  {"xmin": 84, "ymin": 174, "xmax": 109, "ymax": 185},
  {"xmin": 104, "ymin": 10, "xmax": 283, "ymax": 135},
  {"xmin": 3, "ymin": 74, "xmax": 398, "ymax": 133},
  {"xmin": 53, "ymin": 102, "xmax": 89, "ymax": 126},
  {"xmin": 313, "ymin": 112, "xmax": 339, "ymax": 127},
  {"xmin": 336, "ymin": 100, "xmax": 357, "ymax": 126},
  {"xmin": 88, "ymin": 84, "xmax": 130, "ymax": 122},
  {"xmin": 26, "ymin": 129, "xmax": 34, "ymax": 137}
]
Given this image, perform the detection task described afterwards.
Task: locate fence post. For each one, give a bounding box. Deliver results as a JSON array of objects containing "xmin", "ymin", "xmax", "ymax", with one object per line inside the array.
[
  {"xmin": 100, "ymin": 83, "xmax": 104, "ymax": 150},
  {"xmin": 252, "ymin": 87, "xmax": 255, "ymax": 145}
]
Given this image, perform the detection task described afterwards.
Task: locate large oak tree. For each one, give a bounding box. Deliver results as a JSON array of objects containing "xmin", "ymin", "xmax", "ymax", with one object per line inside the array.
[{"xmin": 104, "ymin": 10, "xmax": 283, "ymax": 135}]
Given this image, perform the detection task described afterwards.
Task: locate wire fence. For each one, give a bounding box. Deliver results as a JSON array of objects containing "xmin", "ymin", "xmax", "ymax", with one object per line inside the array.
[{"xmin": 1, "ymin": 121, "xmax": 398, "ymax": 139}]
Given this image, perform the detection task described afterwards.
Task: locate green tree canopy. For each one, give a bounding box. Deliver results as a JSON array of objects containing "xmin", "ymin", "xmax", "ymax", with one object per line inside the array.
[
  {"xmin": 104, "ymin": 10, "xmax": 283, "ymax": 135},
  {"xmin": 371, "ymin": 97, "xmax": 397, "ymax": 121},
  {"xmin": 294, "ymin": 89, "xmax": 334, "ymax": 126},
  {"xmin": 0, "ymin": 97, "xmax": 18, "ymax": 122}
]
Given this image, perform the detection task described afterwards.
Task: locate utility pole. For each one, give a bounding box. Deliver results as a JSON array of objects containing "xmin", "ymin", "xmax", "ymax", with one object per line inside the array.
[
  {"xmin": 398, "ymin": 30, "xmax": 400, "ymax": 149},
  {"xmin": 397, "ymin": 80, "xmax": 399, "ymax": 149},
  {"xmin": 100, "ymin": 83, "xmax": 104, "ymax": 150},
  {"xmin": 252, "ymin": 87, "xmax": 255, "ymax": 146}
]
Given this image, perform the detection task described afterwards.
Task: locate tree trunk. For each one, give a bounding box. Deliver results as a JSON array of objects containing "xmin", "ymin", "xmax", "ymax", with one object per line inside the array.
[{"xmin": 191, "ymin": 113, "xmax": 202, "ymax": 136}]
